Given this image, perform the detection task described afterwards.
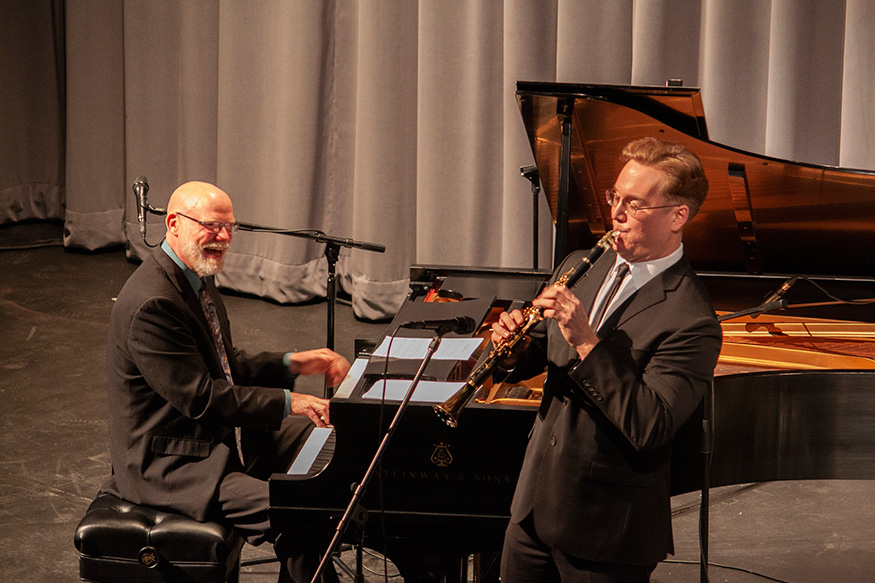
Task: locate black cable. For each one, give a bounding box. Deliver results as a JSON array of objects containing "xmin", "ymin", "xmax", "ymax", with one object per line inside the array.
[
  {"xmin": 671, "ymin": 483, "xmax": 765, "ymax": 517},
  {"xmin": 0, "ymin": 239, "xmax": 64, "ymax": 251},
  {"xmin": 376, "ymin": 325, "xmax": 403, "ymax": 582},
  {"xmin": 360, "ymin": 547, "xmax": 402, "ymax": 578},
  {"xmin": 795, "ymin": 275, "xmax": 875, "ymax": 306},
  {"xmin": 662, "ymin": 559, "xmax": 795, "ymax": 583}
]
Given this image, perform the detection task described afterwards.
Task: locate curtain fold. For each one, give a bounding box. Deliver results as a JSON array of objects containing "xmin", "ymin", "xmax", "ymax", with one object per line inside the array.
[
  {"xmin": 122, "ymin": 0, "xmax": 221, "ymax": 258},
  {"xmin": 502, "ymin": 0, "xmax": 558, "ymax": 269},
  {"xmin": 64, "ymin": 0, "xmax": 125, "ymax": 249},
  {"xmin": 699, "ymin": 0, "xmax": 772, "ymax": 154},
  {"xmin": 839, "ymin": 0, "xmax": 875, "ymax": 170},
  {"xmin": 416, "ymin": 1, "xmax": 506, "ymax": 268},
  {"xmin": 213, "ymin": 1, "xmax": 345, "ymax": 306},
  {"xmin": 764, "ymin": 0, "xmax": 845, "ymax": 165},
  {"xmin": 4, "ymin": 0, "xmax": 874, "ymax": 319},
  {"xmin": 0, "ymin": 0, "xmax": 66, "ymax": 225}
]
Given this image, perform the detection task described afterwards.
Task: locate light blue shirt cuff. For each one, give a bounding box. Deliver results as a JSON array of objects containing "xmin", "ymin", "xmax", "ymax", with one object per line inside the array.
[{"xmin": 282, "ymin": 352, "xmax": 298, "ymax": 419}]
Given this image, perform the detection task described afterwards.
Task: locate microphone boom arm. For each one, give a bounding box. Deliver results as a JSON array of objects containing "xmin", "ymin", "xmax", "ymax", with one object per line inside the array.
[
  {"xmin": 134, "ymin": 179, "xmax": 384, "ymax": 395},
  {"xmin": 236, "ymin": 221, "xmax": 385, "ymax": 253},
  {"xmin": 139, "ymin": 199, "xmax": 384, "ymax": 254}
]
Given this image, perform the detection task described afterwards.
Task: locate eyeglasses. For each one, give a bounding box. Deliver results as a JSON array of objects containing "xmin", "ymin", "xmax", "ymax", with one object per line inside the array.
[
  {"xmin": 176, "ymin": 212, "xmax": 239, "ymax": 234},
  {"xmin": 605, "ymin": 188, "xmax": 679, "ymax": 216}
]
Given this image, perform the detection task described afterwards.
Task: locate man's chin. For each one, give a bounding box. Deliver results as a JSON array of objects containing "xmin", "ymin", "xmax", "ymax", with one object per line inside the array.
[{"xmin": 193, "ymin": 257, "xmax": 224, "ymax": 278}]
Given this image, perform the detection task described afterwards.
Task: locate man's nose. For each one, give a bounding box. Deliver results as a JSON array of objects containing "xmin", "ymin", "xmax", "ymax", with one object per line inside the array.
[{"xmin": 611, "ymin": 202, "xmax": 627, "ymax": 221}]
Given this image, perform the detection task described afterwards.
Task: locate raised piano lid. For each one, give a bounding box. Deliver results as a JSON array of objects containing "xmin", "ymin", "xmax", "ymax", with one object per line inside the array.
[{"xmin": 515, "ymin": 81, "xmax": 875, "ymax": 280}]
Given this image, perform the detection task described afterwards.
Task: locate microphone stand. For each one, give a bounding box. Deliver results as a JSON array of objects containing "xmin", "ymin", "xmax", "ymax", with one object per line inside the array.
[
  {"xmin": 716, "ymin": 299, "xmax": 785, "ymax": 322},
  {"xmin": 235, "ymin": 221, "xmax": 384, "ymax": 394},
  {"xmin": 700, "ymin": 378, "xmax": 713, "ymax": 583},
  {"xmin": 145, "ymin": 204, "xmax": 385, "ymax": 398},
  {"xmin": 310, "ymin": 334, "xmax": 444, "ymax": 583},
  {"xmin": 520, "ymin": 165, "xmax": 540, "ymax": 270},
  {"xmin": 698, "ymin": 297, "xmax": 787, "ymax": 582}
]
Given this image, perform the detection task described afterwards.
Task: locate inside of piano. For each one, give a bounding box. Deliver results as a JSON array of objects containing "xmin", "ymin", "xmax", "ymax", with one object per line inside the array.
[{"xmin": 716, "ymin": 312, "xmax": 875, "ymax": 374}]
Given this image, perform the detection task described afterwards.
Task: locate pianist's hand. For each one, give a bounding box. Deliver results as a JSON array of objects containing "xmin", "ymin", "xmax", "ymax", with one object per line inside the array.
[
  {"xmin": 490, "ymin": 309, "xmax": 532, "ymax": 369},
  {"xmin": 288, "ymin": 348, "xmax": 352, "ymax": 388},
  {"xmin": 288, "ymin": 392, "xmax": 332, "ymax": 427}
]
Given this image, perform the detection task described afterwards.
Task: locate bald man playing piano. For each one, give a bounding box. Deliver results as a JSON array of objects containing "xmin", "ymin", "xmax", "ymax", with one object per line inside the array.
[{"xmin": 100, "ymin": 180, "xmax": 350, "ymax": 582}]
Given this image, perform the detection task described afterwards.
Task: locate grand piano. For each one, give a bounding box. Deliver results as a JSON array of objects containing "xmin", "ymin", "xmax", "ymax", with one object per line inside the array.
[{"xmin": 270, "ymin": 82, "xmax": 875, "ymax": 579}]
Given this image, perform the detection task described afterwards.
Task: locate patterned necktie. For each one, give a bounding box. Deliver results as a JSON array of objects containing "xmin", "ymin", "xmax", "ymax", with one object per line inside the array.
[
  {"xmin": 590, "ymin": 262, "xmax": 630, "ymax": 331},
  {"xmin": 199, "ymin": 284, "xmax": 244, "ymax": 464}
]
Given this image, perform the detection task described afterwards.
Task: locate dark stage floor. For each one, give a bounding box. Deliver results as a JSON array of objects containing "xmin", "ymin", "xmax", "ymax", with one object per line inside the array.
[{"xmin": 1, "ymin": 221, "xmax": 873, "ymax": 583}]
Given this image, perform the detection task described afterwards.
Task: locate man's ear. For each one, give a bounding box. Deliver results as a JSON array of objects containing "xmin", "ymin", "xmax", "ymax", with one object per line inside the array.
[
  {"xmin": 672, "ymin": 205, "xmax": 690, "ymax": 232},
  {"xmin": 166, "ymin": 213, "xmax": 178, "ymax": 237}
]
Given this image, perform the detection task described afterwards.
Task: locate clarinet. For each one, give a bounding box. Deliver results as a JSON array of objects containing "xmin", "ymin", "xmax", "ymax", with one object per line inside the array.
[{"xmin": 433, "ymin": 230, "xmax": 620, "ymax": 427}]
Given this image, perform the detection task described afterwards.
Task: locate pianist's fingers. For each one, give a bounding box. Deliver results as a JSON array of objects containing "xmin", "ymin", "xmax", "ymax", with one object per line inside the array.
[
  {"xmin": 289, "ymin": 393, "xmax": 331, "ymax": 427},
  {"xmin": 324, "ymin": 354, "xmax": 352, "ymax": 387},
  {"xmin": 289, "ymin": 348, "xmax": 351, "ymax": 385}
]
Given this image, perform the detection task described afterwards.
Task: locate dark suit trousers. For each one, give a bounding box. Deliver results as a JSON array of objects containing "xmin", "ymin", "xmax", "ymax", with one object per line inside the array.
[
  {"xmin": 215, "ymin": 414, "xmax": 338, "ymax": 583},
  {"xmin": 501, "ymin": 514, "xmax": 656, "ymax": 583}
]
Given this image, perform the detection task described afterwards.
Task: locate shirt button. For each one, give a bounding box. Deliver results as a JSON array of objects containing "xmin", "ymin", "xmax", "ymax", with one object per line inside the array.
[{"xmin": 550, "ymin": 436, "xmax": 557, "ymax": 447}]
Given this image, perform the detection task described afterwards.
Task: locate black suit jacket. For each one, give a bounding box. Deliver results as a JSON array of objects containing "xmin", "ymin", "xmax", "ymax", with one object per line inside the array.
[
  {"xmin": 507, "ymin": 248, "xmax": 722, "ymax": 565},
  {"xmin": 100, "ymin": 248, "xmax": 289, "ymax": 521}
]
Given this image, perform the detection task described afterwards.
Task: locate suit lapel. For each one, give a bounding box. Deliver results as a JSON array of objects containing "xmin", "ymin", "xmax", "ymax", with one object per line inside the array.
[
  {"xmin": 606, "ymin": 255, "xmax": 690, "ymax": 333},
  {"xmin": 153, "ymin": 249, "xmax": 226, "ymax": 373},
  {"xmin": 575, "ymin": 249, "xmax": 616, "ymax": 315}
]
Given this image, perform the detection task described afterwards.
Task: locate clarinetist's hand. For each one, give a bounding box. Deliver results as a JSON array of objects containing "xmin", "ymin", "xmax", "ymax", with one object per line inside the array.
[
  {"xmin": 533, "ymin": 286, "xmax": 599, "ymax": 359},
  {"xmin": 490, "ymin": 309, "xmax": 532, "ymax": 369}
]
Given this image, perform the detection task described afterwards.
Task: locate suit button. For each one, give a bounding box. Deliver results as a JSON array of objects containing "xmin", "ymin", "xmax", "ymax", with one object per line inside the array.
[{"xmin": 550, "ymin": 436, "xmax": 557, "ymax": 446}]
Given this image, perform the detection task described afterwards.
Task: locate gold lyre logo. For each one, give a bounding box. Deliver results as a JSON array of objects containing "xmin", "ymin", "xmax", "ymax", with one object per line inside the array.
[
  {"xmin": 138, "ymin": 547, "xmax": 159, "ymax": 568},
  {"xmin": 430, "ymin": 442, "xmax": 453, "ymax": 467}
]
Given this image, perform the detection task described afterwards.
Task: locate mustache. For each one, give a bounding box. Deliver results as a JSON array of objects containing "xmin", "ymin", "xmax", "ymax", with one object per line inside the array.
[{"xmin": 202, "ymin": 242, "xmax": 229, "ymax": 251}]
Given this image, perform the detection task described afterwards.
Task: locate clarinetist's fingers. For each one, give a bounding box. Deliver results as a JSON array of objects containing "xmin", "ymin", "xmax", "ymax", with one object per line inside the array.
[
  {"xmin": 491, "ymin": 309, "xmax": 528, "ymax": 345},
  {"xmin": 492, "ymin": 311, "xmax": 517, "ymax": 338}
]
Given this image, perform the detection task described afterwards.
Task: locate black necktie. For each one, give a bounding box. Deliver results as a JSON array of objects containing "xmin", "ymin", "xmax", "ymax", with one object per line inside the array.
[
  {"xmin": 590, "ymin": 262, "xmax": 630, "ymax": 331},
  {"xmin": 199, "ymin": 284, "xmax": 244, "ymax": 464}
]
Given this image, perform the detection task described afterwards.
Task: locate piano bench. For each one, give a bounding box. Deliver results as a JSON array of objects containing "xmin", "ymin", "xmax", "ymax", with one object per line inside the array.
[{"xmin": 74, "ymin": 493, "xmax": 244, "ymax": 583}]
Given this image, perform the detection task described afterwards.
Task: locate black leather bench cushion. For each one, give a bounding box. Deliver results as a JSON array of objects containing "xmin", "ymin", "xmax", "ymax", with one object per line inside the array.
[{"xmin": 74, "ymin": 493, "xmax": 242, "ymax": 583}]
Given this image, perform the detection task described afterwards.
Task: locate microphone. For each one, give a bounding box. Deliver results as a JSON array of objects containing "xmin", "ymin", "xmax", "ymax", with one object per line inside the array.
[
  {"xmin": 762, "ymin": 276, "xmax": 797, "ymax": 304},
  {"xmin": 520, "ymin": 165, "xmax": 538, "ymax": 179},
  {"xmin": 399, "ymin": 316, "xmax": 477, "ymax": 335},
  {"xmin": 752, "ymin": 276, "xmax": 797, "ymax": 318},
  {"xmin": 132, "ymin": 176, "xmax": 149, "ymax": 241}
]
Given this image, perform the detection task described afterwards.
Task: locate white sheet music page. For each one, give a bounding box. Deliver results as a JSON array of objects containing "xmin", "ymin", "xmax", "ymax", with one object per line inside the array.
[
  {"xmin": 333, "ymin": 357, "xmax": 368, "ymax": 399},
  {"xmin": 371, "ymin": 336, "xmax": 483, "ymax": 360},
  {"xmin": 361, "ymin": 379, "xmax": 466, "ymax": 403}
]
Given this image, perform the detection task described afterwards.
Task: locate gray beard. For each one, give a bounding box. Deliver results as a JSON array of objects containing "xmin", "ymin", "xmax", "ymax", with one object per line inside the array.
[{"xmin": 183, "ymin": 239, "xmax": 226, "ymax": 278}]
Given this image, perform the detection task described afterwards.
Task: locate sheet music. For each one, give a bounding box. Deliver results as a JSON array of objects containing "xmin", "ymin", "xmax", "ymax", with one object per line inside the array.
[
  {"xmin": 362, "ymin": 379, "xmax": 466, "ymax": 403},
  {"xmin": 371, "ymin": 336, "xmax": 483, "ymax": 361},
  {"xmin": 333, "ymin": 357, "xmax": 368, "ymax": 399}
]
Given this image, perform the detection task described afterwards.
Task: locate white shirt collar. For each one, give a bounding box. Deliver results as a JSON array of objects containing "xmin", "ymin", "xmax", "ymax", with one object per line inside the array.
[
  {"xmin": 614, "ymin": 243, "xmax": 684, "ymax": 289},
  {"xmin": 590, "ymin": 244, "xmax": 684, "ymax": 330}
]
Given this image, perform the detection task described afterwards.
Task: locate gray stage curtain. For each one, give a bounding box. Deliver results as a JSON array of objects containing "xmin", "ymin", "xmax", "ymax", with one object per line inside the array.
[
  {"xmin": 4, "ymin": 0, "xmax": 874, "ymax": 320},
  {"xmin": 0, "ymin": 0, "xmax": 65, "ymax": 224}
]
